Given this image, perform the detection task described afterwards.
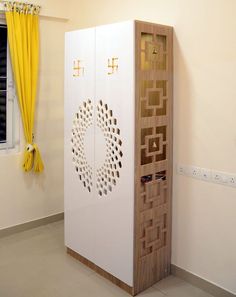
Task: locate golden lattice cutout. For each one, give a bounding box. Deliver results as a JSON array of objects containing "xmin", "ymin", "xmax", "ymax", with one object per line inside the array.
[
  {"xmin": 141, "ymin": 33, "xmax": 167, "ymax": 71},
  {"xmin": 141, "ymin": 80, "xmax": 167, "ymax": 118},
  {"xmin": 141, "ymin": 126, "xmax": 167, "ymax": 165},
  {"xmin": 71, "ymin": 99, "xmax": 123, "ymax": 197}
]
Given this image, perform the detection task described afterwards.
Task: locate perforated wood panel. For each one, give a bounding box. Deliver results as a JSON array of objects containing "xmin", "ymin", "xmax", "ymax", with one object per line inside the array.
[
  {"xmin": 96, "ymin": 100, "xmax": 123, "ymax": 196},
  {"xmin": 71, "ymin": 99, "xmax": 123, "ymax": 197},
  {"xmin": 71, "ymin": 99, "xmax": 94, "ymax": 193},
  {"xmin": 134, "ymin": 21, "xmax": 173, "ymax": 295}
]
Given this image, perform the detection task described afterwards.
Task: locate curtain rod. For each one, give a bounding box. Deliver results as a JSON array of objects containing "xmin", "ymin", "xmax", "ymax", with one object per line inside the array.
[
  {"xmin": 0, "ymin": 0, "xmax": 40, "ymax": 8},
  {"xmin": 0, "ymin": 3, "xmax": 69, "ymax": 21}
]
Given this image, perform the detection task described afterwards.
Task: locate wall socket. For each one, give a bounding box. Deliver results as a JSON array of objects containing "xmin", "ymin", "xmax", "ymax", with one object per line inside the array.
[
  {"xmin": 201, "ymin": 168, "xmax": 212, "ymax": 182},
  {"xmin": 225, "ymin": 174, "xmax": 236, "ymax": 187},
  {"xmin": 190, "ymin": 166, "xmax": 202, "ymax": 179},
  {"xmin": 177, "ymin": 164, "xmax": 236, "ymax": 188}
]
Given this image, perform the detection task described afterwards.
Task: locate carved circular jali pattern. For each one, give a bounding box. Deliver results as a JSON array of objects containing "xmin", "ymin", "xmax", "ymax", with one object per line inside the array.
[
  {"xmin": 71, "ymin": 99, "xmax": 93, "ymax": 193},
  {"xmin": 71, "ymin": 99, "xmax": 123, "ymax": 197}
]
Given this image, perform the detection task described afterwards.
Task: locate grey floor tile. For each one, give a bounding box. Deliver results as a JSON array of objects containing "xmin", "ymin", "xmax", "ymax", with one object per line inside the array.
[
  {"xmin": 0, "ymin": 221, "xmax": 92, "ymax": 297},
  {"xmin": 139, "ymin": 287, "xmax": 165, "ymax": 297},
  {"xmin": 153, "ymin": 275, "xmax": 215, "ymax": 297},
  {"xmin": 74, "ymin": 273, "xmax": 131, "ymax": 297},
  {"xmin": 0, "ymin": 221, "xmax": 216, "ymax": 297}
]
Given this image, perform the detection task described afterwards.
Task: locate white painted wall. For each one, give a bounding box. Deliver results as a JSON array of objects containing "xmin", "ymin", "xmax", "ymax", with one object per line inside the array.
[
  {"xmin": 67, "ymin": 0, "xmax": 236, "ymax": 294},
  {"xmin": 0, "ymin": 1, "xmax": 68, "ymax": 229}
]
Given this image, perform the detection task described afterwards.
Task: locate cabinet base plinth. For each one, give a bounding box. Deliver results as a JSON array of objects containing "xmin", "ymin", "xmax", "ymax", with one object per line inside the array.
[{"xmin": 67, "ymin": 247, "xmax": 134, "ymax": 296}]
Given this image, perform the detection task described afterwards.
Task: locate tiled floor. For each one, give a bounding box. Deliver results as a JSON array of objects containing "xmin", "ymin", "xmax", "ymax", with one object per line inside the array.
[{"xmin": 0, "ymin": 221, "xmax": 215, "ymax": 297}]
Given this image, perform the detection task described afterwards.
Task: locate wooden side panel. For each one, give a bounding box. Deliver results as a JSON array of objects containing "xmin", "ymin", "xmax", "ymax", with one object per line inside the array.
[{"xmin": 134, "ymin": 21, "xmax": 173, "ymax": 295}]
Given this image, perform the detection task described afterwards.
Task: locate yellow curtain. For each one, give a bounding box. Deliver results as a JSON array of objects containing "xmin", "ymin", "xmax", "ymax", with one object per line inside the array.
[{"xmin": 5, "ymin": 2, "xmax": 44, "ymax": 173}]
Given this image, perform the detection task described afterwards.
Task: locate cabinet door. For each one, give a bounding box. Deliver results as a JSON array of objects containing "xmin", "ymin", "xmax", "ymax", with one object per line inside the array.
[
  {"xmin": 94, "ymin": 21, "xmax": 135, "ymax": 286},
  {"xmin": 64, "ymin": 28, "xmax": 96, "ymax": 262}
]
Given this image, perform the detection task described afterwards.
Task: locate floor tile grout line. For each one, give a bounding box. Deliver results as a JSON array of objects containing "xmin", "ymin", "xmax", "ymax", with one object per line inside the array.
[{"xmin": 152, "ymin": 285, "xmax": 168, "ymax": 296}]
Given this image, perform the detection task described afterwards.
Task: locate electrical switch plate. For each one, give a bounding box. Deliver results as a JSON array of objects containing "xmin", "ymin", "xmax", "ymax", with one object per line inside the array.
[
  {"xmin": 226, "ymin": 174, "xmax": 236, "ymax": 187},
  {"xmin": 177, "ymin": 163, "xmax": 236, "ymax": 188},
  {"xmin": 177, "ymin": 164, "xmax": 186, "ymax": 175},
  {"xmin": 189, "ymin": 166, "xmax": 201, "ymax": 179},
  {"xmin": 212, "ymin": 171, "xmax": 227, "ymax": 185}
]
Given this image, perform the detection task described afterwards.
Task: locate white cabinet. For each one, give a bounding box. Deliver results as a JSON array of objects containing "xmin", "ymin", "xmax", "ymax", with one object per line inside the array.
[{"xmin": 65, "ymin": 20, "xmax": 173, "ymax": 295}]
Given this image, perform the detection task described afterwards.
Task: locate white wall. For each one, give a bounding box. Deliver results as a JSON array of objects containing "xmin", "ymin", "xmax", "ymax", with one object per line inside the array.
[
  {"xmin": 0, "ymin": 1, "xmax": 68, "ymax": 229},
  {"xmin": 68, "ymin": 0, "xmax": 236, "ymax": 294}
]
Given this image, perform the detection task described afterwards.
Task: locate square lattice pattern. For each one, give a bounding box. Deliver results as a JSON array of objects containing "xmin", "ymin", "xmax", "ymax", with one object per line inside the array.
[
  {"xmin": 137, "ymin": 27, "xmax": 171, "ymax": 285},
  {"xmin": 139, "ymin": 176, "xmax": 168, "ymax": 258},
  {"xmin": 141, "ymin": 80, "xmax": 167, "ymax": 117},
  {"xmin": 141, "ymin": 33, "xmax": 167, "ymax": 71}
]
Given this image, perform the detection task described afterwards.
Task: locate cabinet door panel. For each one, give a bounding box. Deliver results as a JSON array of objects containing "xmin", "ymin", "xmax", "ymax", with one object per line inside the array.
[
  {"xmin": 94, "ymin": 21, "xmax": 135, "ymax": 286},
  {"xmin": 64, "ymin": 28, "xmax": 96, "ymax": 262}
]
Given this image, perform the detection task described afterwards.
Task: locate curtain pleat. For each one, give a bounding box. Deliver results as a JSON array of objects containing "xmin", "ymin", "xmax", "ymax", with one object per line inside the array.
[{"xmin": 5, "ymin": 4, "xmax": 44, "ymax": 173}]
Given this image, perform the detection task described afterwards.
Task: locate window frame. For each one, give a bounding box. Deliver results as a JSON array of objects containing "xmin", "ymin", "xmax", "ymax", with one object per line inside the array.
[{"xmin": 0, "ymin": 18, "xmax": 20, "ymax": 153}]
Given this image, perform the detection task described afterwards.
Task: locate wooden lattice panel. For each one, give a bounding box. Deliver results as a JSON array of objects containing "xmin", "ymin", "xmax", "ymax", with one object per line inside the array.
[
  {"xmin": 141, "ymin": 80, "xmax": 167, "ymax": 117},
  {"xmin": 134, "ymin": 21, "xmax": 173, "ymax": 295},
  {"xmin": 141, "ymin": 126, "xmax": 167, "ymax": 165},
  {"xmin": 140, "ymin": 177, "xmax": 168, "ymax": 258}
]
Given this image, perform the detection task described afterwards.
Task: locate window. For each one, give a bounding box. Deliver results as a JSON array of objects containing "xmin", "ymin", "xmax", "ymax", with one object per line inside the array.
[
  {"xmin": 0, "ymin": 24, "xmax": 7, "ymax": 145},
  {"xmin": 0, "ymin": 22, "xmax": 19, "ymax": 151}
]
